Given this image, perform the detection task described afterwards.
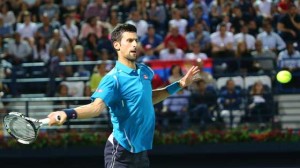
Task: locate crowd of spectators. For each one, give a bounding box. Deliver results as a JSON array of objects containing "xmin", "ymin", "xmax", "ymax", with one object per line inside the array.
[{"xmin": 0, "ymin": 0, "xmax": 299, "ymax": 130}]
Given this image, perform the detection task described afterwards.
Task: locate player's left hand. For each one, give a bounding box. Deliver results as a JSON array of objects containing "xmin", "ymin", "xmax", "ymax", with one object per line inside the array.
[{"xmin": 179, "ymin": 65, "xmax": 200, "ymax": 88}]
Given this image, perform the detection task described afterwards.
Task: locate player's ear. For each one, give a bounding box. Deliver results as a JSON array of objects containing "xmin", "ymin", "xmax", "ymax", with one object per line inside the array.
[{"xmin": 113, "ymin": 41, "xmax": 120, "ymax": 51}]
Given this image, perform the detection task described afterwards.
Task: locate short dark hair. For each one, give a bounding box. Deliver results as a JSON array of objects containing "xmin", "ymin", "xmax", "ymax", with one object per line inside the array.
[{"xmin": 111, "ymin": 24, "xmax": 137, "ymax": 43}]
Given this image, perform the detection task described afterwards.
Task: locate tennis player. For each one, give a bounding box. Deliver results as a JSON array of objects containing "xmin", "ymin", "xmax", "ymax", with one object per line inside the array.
[{"xmin": 48, "ymin": 23, "xmax": 200, "ymax": 168}]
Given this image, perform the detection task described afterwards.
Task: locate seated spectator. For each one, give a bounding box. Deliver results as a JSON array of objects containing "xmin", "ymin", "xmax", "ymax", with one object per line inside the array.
[
  {"xmin": 79, "ymin": 16, "xmax": 103, "ymax": 40},
  {"xmin": 0, "ymin": 3, "xmax": 16, "ymax": 26},
  {"xmin": 97, "ymin": 28, "xmax": 115, "ymax": 59},
  {"xmin": 60, "ymin": 13, "xmax": 79, "ymax": 52},
  {"xmin": 234, "ymin": 24, "xmax": 256, "ymax": 51},
  {"xmin": 72, "ymin": 45, "xmax": 93, "ymax": 77},
  {"xmin": 146, "ymin": 0, "xmax": 167, "ymax": 36},
  {"xmin": 277, "ymin": 4, "xmax": 300, "ymax": 44},
  {"xmin": 53, "ymin": 83, "xmax": 70, "ymax": 110},
  {"xmin": 117, "ymin": 0, "xmax": 137, "ymax": 23},
  {"xmin": 218, "ymin": 79, "xmax": 243, "ymax": 128},
  {"xmin": 48, "ymin": 29, "xmax": 71, "ymax": 57},
  {"xmin": 161, "ymin": 89, "xmax": 191, "ymax": 131},
  {"xmin": 38, "ymin": 0, "xmax": 60, "ymax": 24},
  {"xmin": 185, "ymin": 42, "xmax": 208, "ymax": 60},
  {"xmin": 186, "ymin": 21, "xmax": 211, "ymax": 53},
  {"xmin": 235, "ymin": 41, "xmax": 255, "ymax": 74},
  {"xmin": 126, "ymin": 10, "xmax": 148, "ymax": 39},
  {"xmin": 32, "ymin": 36, "xmax": 50, "ymax": 63},
  {"xmin": 16, "ymin": 2, "xmax": 37, "ymax": 23},
  {"xmin": 191, "ymin": 59, "xmax": 216, "ymax": 91},
  {"xmin": 253, "ymin": 0, "xmax": 272, "ymax": 19},
  {"xmin": 0, "ymin": 16, "xmax": 13, "ymax": 38},
  {"xmin": 168, "ymin": 65, "xmax": 183, "ymax": 84},
  {"xmin": 6, "ymin": 32, "xmax": 32, "ymax": 64},
  {"xmin": 16, "ymin": 11, "xmax": 38, "ymax": 43},
  {"xmin": 89, "ymin": 63, "xmax": 107, "ymax": 92},
  {"xmin": 22, "ymin": 0, "xmax": 40, "ymax": 22},
  {"xmin": 137, "ymin": 44, "xmax": 157, "ymax": 63},
  {"xmin": 48, "ymin": 48, "xmax": 73, "ymax": 78},
  {"xmin": 257, "ymin": 20, "xmax": 286, "ymax": 53},
  {"xmin": 140, "ymin": 25, "xmax": 163, "ymax": 54},
  {"xmin": 190, "ymin": 79, "xmax": 217, "ymax": 129},
  {"xmin": 35, "ymin": 14, "xmax": 54, "ymax": 41},
  {"xmin": 168, "ymin": 8, "xmax": 188, "ymax": 35},
  {"xmin": 60, "ymin": 0, "xmax": 80, "ymax": 14},
  {"xmin": 84, "ymin": 0, "xmax": 109, "ymax": 22},
  {"xmin": 277, "ymin": 41, "xmax": 300, "ymax": 88},
  {"xmin": 159, "ymin": 41, "xmax": 184, "ymax": 60},
  {"xmin": 188, "ymin": 4, "xmax": 209, "ymax": 30},
  {"xmin": 251, "ymin": 39, "xmax": 277, "ymax": 75},
  {"xmin": 246, "ymin": 81, "xmax": 272, "ymax": 124},
  {"xmin": 83, "ymin": 33, "xmax": 100, "ymax": 61},
  {"xmin": 164, "ymin": 25, "xmax": 188, "ymax": 52}
]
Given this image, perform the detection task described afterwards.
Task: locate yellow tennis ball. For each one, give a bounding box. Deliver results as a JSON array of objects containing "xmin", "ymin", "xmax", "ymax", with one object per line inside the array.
[{"xmin": 276, "ymin": 70, "xmax": 292, "ymax": 83}]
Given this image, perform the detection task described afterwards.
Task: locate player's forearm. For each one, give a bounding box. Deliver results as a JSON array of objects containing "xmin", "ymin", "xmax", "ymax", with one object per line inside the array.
[
  {"xmin": 74, "ymin": 98, "xmax": 105, "ymax": 119},
  {"xmin": 152, "ymin": 88, "xmax": 170, "ymax": 104}
]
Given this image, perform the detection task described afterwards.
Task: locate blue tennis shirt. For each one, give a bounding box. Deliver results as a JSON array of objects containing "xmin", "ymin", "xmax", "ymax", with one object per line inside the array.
[{"xmin": 91, "ymin": 61, "xmax": 155, "ymax": 153}]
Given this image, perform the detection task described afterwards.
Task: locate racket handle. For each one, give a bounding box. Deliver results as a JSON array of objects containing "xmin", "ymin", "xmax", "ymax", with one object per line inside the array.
[{"xmin": 40, "ymin": 115, "xmax": 61, "ymax": 125}]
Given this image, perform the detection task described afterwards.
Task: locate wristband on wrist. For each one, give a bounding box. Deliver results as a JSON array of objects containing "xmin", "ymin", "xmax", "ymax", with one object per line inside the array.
[
  {"xmin": 166, "ymin": 81, "xmax": 182, "ymax": 95},
  {"xmin": 63, "ymin": 109, "xmax": 77, "ymax": 119}
]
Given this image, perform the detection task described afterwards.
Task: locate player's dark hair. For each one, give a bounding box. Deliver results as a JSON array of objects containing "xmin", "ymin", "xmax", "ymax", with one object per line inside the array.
[{"xmin": 111, "ymin": 24, "xmax": 137, "ymax": 43}]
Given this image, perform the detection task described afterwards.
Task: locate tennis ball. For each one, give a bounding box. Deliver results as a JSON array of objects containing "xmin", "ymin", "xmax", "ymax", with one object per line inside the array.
[{"xmin": 276, "ymin": 70, "xmax": 292, "ymax": 83}]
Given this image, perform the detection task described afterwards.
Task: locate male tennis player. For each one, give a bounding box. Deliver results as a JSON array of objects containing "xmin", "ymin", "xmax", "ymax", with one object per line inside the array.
[{"xmin": 48, "ymin": 23, "xmax": 199, "ymax": 167}]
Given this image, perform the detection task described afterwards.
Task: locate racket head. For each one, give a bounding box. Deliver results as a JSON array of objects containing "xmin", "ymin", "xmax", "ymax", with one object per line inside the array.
[{"xmin": 3, "ymin": 112, "xmax": 38, "ymax": 144}]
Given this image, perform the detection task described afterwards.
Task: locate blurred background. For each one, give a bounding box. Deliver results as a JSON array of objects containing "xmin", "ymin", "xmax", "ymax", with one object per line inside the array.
[{"xmin": 1, "ymin": 0, "xmax": 300, "ymax": 167}]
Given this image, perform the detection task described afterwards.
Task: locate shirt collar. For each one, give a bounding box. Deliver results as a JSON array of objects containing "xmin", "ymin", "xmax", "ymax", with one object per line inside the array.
[{"xmin": 116, "ymin": 61, "xmax": 137, "ymax": 74}]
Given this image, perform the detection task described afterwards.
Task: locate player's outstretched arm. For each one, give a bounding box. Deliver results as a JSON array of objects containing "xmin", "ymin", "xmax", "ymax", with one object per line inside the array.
[
  {"xmin": 152, "ymin": 65, "xmax": 200, "ymax": 104},
  {"xmin": 48, "ymin": 98, "xmax": 106, "ymax": 126}
]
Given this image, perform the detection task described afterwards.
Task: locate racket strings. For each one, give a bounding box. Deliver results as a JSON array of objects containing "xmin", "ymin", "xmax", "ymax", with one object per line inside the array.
[{"xmin": 4, "ymin": 115, "xmax": 36, "ymax": 142}]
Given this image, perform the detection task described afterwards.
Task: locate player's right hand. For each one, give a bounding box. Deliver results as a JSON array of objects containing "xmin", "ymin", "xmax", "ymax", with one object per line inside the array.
[{"xmin": 48, "ymin": 111, "xmax": 67, "ymax": 126}]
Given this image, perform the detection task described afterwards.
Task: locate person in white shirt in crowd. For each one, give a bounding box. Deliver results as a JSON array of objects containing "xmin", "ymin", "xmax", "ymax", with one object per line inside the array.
[
  {"xmin": 32, "ymin": 36, "xmax": 50, "ymax": 63},
  {"xmin": 185, "ymin": 42, "xmax": 207, "ymax": 60},
  {"xmin": 234, "ymin": 24, "xmax": 256, "ymax": 51},
  {"xmin": 126, "ymin": 10, "xmax": 148, "ymax": 39},
  {"xmin": 253, "ymin": 0, "xmax": 272, "ymax": 19},
  {"xmin": 210, "ymin": 23, "xmax": 235, "ymax": 58},
  {"xmin": 277, "ymin": 41, "xmax": 300, "ymax": 71},
  {"xmin": 7, "ymin": 32, "xmax": 32, "ymax": 64},
  {"xmin": 16, "ymin": 11, "xmax": 38, "ymax": 44},
  {"xmin": 159, "ymin": 41, "xmax": 184, "ymax": 60},
  {"xmin": 257, "ymin": 20, "xmax": 286, "ymax": 53},
  {"xmin": 49, "ymin": 29, "xmax": 71, "ymax": 57},
  {"xmin": 60, "ymin": 13, "xmax": 79, "ymax": 50},
  {"xmin": 0, "ymin": 3, "xmax": 16, "ymax": 26},
  {"xmin": 169, "ymin": 8, "xmax": 188, "ymax": 35}
]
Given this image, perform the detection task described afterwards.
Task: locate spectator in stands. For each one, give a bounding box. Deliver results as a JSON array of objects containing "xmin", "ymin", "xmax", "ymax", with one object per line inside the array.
[
  {"xmin": 257, "ymin": 20, "xmax": 286, "ymax": 53},
  {"xmin": 79, "ymin": 16, "xmax": 103, "ymax": 40},
  {"xmin": 140, "ymin": 24, "xmax": 163, "ymax": 55},
  {"xmin": 97, "ymin": 28, "xmax": 115, "ymax": 59},
  {"xmin": 49, "ymin": 48, "xmax": 73, "ymax": 78},
  {"xmin": 211, "ymin": 23, "xmax": 235, "ymax": 58},
  {"xmin": 76, "ymin": 0, "xmax": 89, "ymax": 20},
  {"xmin": 277, "ymin": 0, "xmax": 293, "ymax": 14},
  {"xmin": 171, "ymin": 0, "xmax": 188, "ymax": 19},
  {"xmin": 248, "ymin": 19, "xmax": 260, "ymax": 37},
  {"xmin": 186, "ymin": 21, "xmax": 211, "ymax": 53},
  {"xmin": 169, "ymin": 8, "xmax": 188, "ymax": 35},
  {"xmin": 35, "ymin": 13, "xmax": 54, "ymax": 41},
  {"xmin": 251, "ymin": 39, "xmax": 277, "ymax": 74},
  {"xmin": 137, "ymin": 44, "xmax": 157, "ymax": 63},
  {"xmin": 49, "ymin": 29, "xmax": 71, "ymax": 57},
  {"xmin": 16, "ymin": 2, "xmax": 33, "ymax": 23},
  {"xmin": 277, "ymin": 41, "xmax": 300, "ymax": 88},
  {"xmin": 6, "ymin": 32, "xmax": 32, "ymax": 64},
  {"xmin": 0, "ymin": 16, "xmax": 13, "ymax": 38},
  {"xmin": 235, "ymin": 41, "xmax": 255, "ymax": 74},
  {"xmin": 159, "ymin": 41, "xmax": 184, "ymax": 60},
  {"xmin": 22, "ymin": 0, "xmax": 40, "ymax": 22},
  {"xmin": 72, "ymin": 45, "xmax": 93, "ymax": 77},
  {"xmin": 164, "ymin": 25, "xmax": 188, "ymax": 52},
  {"xmin": 161, "ymin": 88, "xmax": 191, "ymax": 131},
  {"xmin": 16, "ymin": 11, "xmax": 37, "ymax": 44},
  {"xmin": 185, "ymin": 42, "xmax": 208, "ymax": 60},
  {"xmin": 219, "ymin": 79, "xmax": 243, "ymax": 128},
  {"xmin": 60, "ymin": 14, "xmax": 79, "ymax": 52},
  {"xmin": 83, "ymin": 33, "xmax": 100, "ymax": 61},
  {"xmin": 190, "ymin": 79, "xmax": 217, "ymax": 129},
  {"xmin": 277, "ymin": 4, "xmax": 300, "ymax": 44},
  {"xmin": 147, "ymin": 0, "xmax": 167, "ymax": 36},
  {"xmin": 89, "ymin": 63, "xmax": 107, "ymax": 92},
  {"xmin": 84, "ymin": 0, "xmax": 109, "ymax": 22},
  {"xmin": 32, "ymin": 36, "xmax": 50, "ymax": 63},
  {"xmin": 38, "ymin": 0, "xmax": 60, "ymax": 24},
  {"xmin": 0, "ymin": 3, "xmax": 16, "ymax": 26},
  {"xmin": 188, "ymin": 0, "xmax": 209, "ymax": 27},
  {"xmin": 209, "ymin": 0, "xmax": 225, "ymax": 32},
  {"xmin": 253, "ymin": 0, "xmax": 272, "ymax": 23},
  {"xmin": 234, "ymin": 24, "xmax": 256, "ymax": 51},
  {"xmin": 107, "ymin": 8, "xmax": 121, "ymax": 33},
  {"xmin": 246, "ymin": 80, "xmax": 271, "ymax": 124},
  {"xmin": 168, "ymin": 65, "xmax": 183, "ymax": 84},
  {"xmin": 126, "ymin": 10, "xmax": 148, "ymax": 39},
  {"xmin": 117, "ymin": 0, "xmax": 137, "ymax": 23},
  {"xmin": 53, "ymin": 83, "xmax": 70, "ymax": 110},
  {"xmin": 60, "ymin": 0, "xmax": 80, "ymax": 15}
]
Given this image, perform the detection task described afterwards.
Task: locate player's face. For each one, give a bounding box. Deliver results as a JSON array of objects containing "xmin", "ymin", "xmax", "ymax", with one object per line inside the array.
[{"xmin": 118, "ymin": 32, "xmax": 138, "ymax": 62}]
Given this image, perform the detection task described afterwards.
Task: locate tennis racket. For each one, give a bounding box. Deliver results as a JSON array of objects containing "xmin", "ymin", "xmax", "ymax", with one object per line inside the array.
[{"xmin": 3, "ymin": 112, "xmax": 60, "ymax": 144}]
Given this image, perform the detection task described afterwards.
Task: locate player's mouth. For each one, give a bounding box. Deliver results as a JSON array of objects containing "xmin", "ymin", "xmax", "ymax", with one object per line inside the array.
[{"xmin": 130, "ymin": 50, "xmax": 137, "ymax": 54}]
